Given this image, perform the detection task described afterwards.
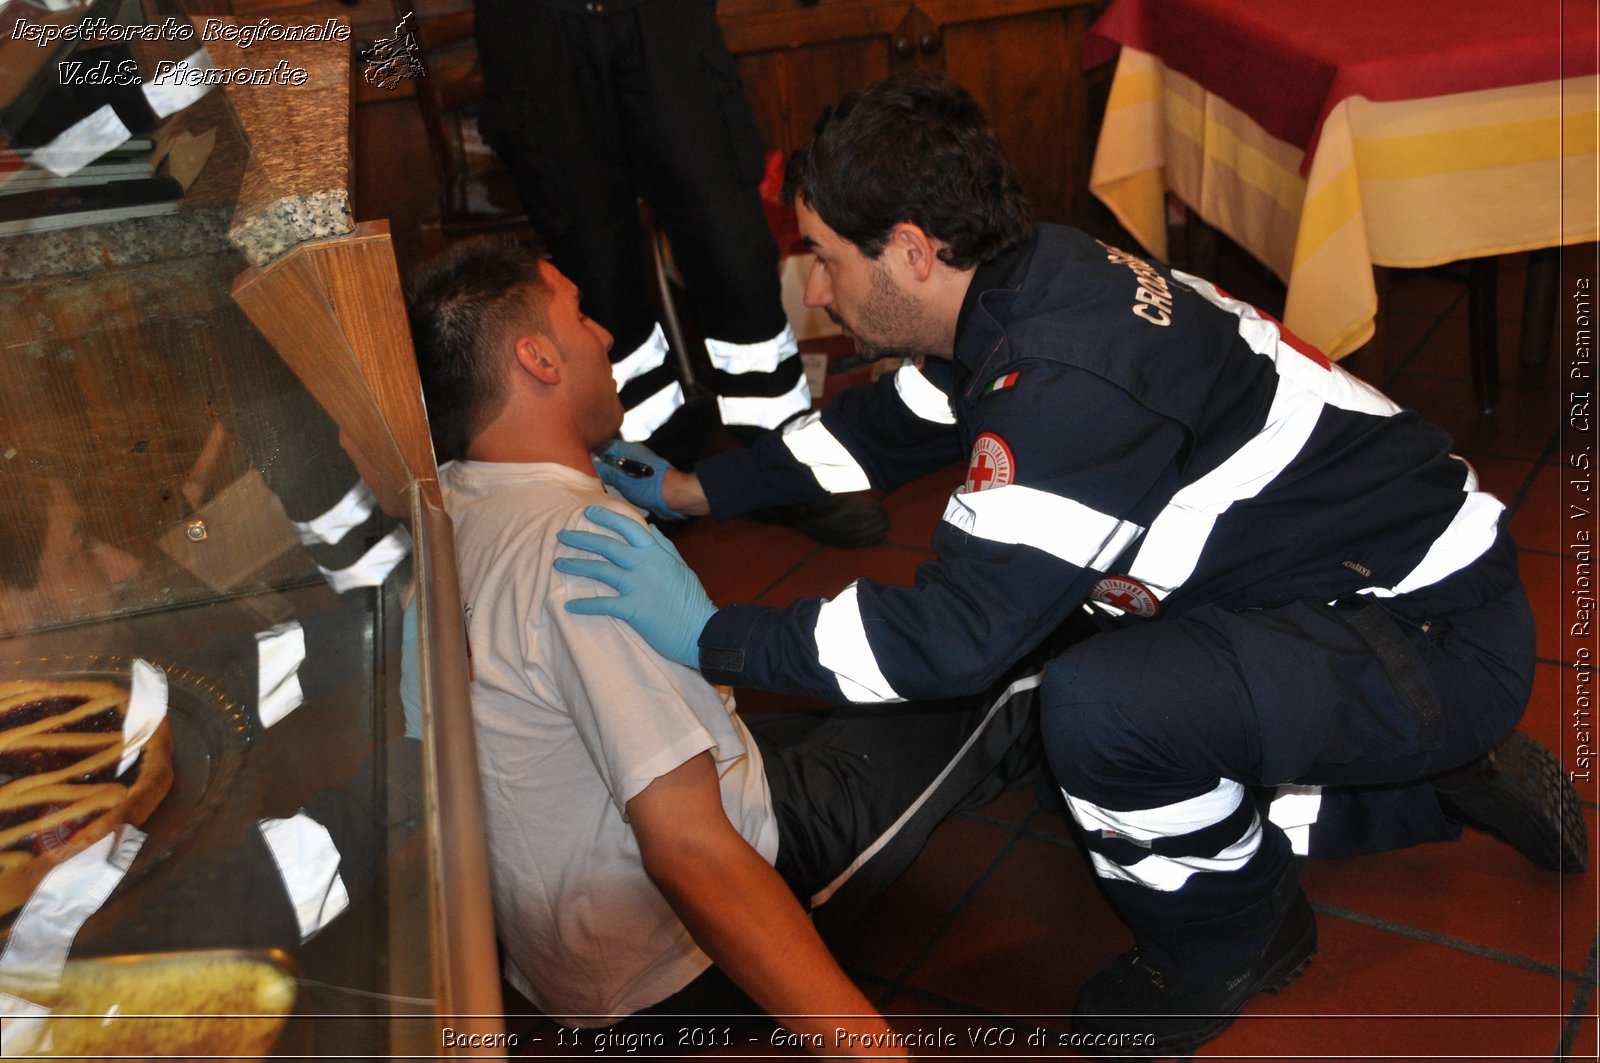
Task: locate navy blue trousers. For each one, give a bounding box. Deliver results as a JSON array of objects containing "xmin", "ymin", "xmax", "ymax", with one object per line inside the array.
[{"xmin": 1041, "ymin": 581, "xmax": 1534, "ymax": 979}]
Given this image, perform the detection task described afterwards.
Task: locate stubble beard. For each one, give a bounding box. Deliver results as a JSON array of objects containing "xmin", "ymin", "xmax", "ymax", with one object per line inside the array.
[{"xmin": 832, "ymin": 262, "xmax": 935, "ymax": 364}]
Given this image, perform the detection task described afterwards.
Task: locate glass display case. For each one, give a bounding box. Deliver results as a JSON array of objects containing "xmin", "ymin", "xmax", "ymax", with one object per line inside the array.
[{"xmin": 0, "ymin": 0, "xmax": 498, "ymax": 1055}]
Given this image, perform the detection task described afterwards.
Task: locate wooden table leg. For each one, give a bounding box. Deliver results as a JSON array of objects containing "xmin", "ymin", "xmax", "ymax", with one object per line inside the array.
[
  {"xmin": 1363, "ymin": 265, "xmax": 1394, "ymax": 386},
  {"xmin": 1519, "ymin": 246, "xmax": 1560, "ymax": 368},
  {"xmin": 1468, "ymin": 256, "xmax": 1500, "ymax": 414},
  {"xmin": 1181, "ymin": 204, "xmax": 1219, "ymax": 280}
]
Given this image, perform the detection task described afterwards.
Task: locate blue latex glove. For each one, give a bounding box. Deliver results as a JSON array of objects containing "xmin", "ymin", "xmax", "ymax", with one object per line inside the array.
[
  {"xmin": 554, "ymin": 505, "xmax": 716, "ymax": 669},
  {"xmin": 591, "ymin": 439, "xmax": 685, "ymax": 520}
]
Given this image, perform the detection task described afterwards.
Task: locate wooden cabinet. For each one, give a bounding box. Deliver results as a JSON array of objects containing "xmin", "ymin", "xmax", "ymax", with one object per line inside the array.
[{"xmin": 718, "ymin": 0, "xmax": 1101, "ymax": 224}]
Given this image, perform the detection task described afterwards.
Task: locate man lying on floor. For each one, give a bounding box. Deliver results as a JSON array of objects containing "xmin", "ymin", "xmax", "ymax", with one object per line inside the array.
[{"xmin": 403, "ymin": 236, "xmax": 1041, "ymax": 1052}]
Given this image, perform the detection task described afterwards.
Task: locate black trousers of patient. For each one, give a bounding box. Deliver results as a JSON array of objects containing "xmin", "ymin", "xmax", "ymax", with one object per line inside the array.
[{"xmin": 633, "ymin": 657, "xmax": 1046, "ymax": 1023}]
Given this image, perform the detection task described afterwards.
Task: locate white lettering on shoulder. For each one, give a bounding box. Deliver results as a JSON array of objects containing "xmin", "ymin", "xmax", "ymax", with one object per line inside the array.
[
  {"xmin": 1099, "ymin": 240, "xmax": 1174, "ymax": 326},
  {"xmin": 1133, "ymin": 303, "xmax": 1171, "ymax": 326}
]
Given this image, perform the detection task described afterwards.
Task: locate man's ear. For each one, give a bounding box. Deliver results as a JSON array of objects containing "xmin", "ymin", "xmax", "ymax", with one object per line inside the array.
[
  {"xmin": 886, "ymin": 222, "xmax": 942, "ymax": 283},
  {"xmin": 513, "ymin": 334, "xmax": 561, "ymax": 385}
]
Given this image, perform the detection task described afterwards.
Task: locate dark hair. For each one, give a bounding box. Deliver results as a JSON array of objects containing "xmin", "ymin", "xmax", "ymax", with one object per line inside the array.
[
  {"xmin": 404, "ymin": 236, "xmax": 553, "ymax": 459},
  {"xmin": 782, "ymin": 71, "xmax": 1032, "ymax": 269}
]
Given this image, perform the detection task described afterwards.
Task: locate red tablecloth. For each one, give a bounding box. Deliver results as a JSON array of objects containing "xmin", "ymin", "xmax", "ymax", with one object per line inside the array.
[{"xmin": 1087, "ymin": 0, "xmax": 1598, "ymax": 160}]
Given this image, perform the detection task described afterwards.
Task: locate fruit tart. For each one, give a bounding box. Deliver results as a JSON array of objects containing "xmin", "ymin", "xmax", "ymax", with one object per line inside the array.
[{"xmin": 0, "ymin": 678, "xmax": 172, "ymax": 916}]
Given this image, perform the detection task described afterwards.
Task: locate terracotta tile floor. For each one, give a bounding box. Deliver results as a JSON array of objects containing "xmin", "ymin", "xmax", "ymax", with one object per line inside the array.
[{"xmin": 504, "ymin": 237, "xmax": 1600, "ymax": 1059}]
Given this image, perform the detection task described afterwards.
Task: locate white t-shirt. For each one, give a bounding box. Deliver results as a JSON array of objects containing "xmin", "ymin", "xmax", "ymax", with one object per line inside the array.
[{"xmin": 440, "ymin": 460, "xmax": 779, "ymax": 1025}]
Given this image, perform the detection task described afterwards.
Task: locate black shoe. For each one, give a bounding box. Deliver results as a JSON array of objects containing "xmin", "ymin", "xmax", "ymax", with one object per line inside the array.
[
  {"xmin": 1433, "ymin": 730, "xmax": 1588, "ymax": 872},
  {"xmin": 1072, "ymin": 889, "xmax": 1317, "ymax": 1057},
  {"xmin": 749, "ymin": 492, "xmax": 889, "ymax": 548}
]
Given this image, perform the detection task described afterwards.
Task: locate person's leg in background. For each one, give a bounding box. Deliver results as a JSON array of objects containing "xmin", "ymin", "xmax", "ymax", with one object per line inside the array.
[
  {"xmin": 620, "ymin": 1, "xmax": 806, "ymax": 438},
  {"xmin": 473, "ymin": 1, "xmax": 685, "ymax": 447},
  {"xmin": 474, "ymin": 0, "xmax": 887, "ymax": 545},
  {"xmin": 615, "ymin": 2, "xmax": 887, "ymax": 545}
]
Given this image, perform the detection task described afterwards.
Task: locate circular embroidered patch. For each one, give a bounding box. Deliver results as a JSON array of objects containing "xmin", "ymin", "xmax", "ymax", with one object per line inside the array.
[
  {"xmin": 1089, "ymin": 576, "xmax": 1161, "ymax": 618},
  {"xmin": 964, "ymin": 433, "xmax": 1014, "ymax": 493}
]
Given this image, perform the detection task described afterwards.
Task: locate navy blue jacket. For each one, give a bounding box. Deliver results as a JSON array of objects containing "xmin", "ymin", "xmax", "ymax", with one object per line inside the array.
[{"xmin": 694, "ymin": 225, "xmax": 1516, "ymax": 704}]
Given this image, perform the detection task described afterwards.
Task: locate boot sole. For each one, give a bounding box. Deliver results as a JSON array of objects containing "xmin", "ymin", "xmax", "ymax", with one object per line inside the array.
[{"xmin": 1441, "ymin": 730, "xmax": 1588, "ymax": 872}]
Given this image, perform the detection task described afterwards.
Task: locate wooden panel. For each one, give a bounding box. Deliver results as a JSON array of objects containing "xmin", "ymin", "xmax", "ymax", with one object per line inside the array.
[
  {"xmin": 736, "ymin": 35, "xmax": 904, "ymax": 159},
  {"xmin": 719, "ymin": 0, "xmax": 911, "ymax": 53},
  {"xmin": 232, "ymin": 246, "xmax": 400, "ymax": 516},
  {"xmin": 720, "ymin": 0, "xmax": 1097, "ymax": 224},
  {"xmin": 309, "ymin": 228, "xmax": 438, "ymax": 498},
  {"xmin": 938, "ymin": 5, "xmax": 1091, "ymax": 223},
  {"xmin": 350, "ymin": 94, "xmax": 438, "ymax": 273},
  {"xmin": 231, "ymin": 221, "xmax": 440, "ymax": 513},
  {"xmin": 920, "ymin": 0, "xmax": 1090, "ymax": 21},
  {"xmin": 724, "ymin": 0, "xmax": 911, "ymax": 158}
]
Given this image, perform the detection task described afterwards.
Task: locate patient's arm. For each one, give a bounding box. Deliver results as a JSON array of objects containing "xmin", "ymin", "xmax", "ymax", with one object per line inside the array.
[{"xmin": 628, "ymin": 752, "xmax": 905, "ymax": 1058}]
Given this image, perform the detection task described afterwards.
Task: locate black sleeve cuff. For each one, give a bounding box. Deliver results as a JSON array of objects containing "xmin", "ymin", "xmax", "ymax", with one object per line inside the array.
[{"xmin": 698, "ymin": 603, "xmax": 781, "ymax": 685}]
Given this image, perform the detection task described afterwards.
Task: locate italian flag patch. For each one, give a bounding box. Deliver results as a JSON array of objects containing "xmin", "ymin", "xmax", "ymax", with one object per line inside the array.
[{"xmin": 982, "ymin": 371, "xmax": 1019, "ymax": 395}]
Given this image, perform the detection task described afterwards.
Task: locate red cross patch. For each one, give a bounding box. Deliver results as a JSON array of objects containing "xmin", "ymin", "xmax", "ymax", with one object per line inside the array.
[
  {"xmin": 1089, "ymin": 575, "xmax": 1161, "ymax": 618},
  {"xmin": 964, "ymin": 433, "xmax": 1014, "ymax": 493}
]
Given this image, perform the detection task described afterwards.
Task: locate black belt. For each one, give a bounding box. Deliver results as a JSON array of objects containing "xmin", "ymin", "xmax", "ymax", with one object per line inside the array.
[{"xmin": 1335, "ymin": 596, "xmax": 1441, "ymax": 726}]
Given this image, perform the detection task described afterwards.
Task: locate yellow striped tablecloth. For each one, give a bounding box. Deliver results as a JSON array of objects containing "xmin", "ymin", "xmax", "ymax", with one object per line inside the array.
[{"xmin": 1090, "ymin": 46, "xmax": 1599, "ymax": 359}]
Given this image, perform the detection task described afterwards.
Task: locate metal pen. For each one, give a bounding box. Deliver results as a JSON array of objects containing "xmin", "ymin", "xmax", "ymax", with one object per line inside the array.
[{"xmin": 597, "ymin": 453, "xmax": 655, "ymax": 478}]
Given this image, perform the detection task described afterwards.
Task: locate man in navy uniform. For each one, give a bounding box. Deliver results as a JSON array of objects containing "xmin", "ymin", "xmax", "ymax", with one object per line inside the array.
[{"xmin": 557, "ymin": 72, "xmax": 1585, "ymax": 1055}]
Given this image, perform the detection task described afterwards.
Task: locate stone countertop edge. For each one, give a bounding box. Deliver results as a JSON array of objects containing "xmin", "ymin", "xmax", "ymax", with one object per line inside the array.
[{"xmin": 229, "ymin": 188, "xmax": 354, "ymax": 267}]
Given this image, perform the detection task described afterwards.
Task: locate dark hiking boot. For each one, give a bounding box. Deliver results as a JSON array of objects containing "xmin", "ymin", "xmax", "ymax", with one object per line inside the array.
[
  {"xmin": 749, "ymin": 491, "xmax": 889, "ymax": 548},
  {"xmin": 1433, "ymin": 729, "xmax": 1587, "ymax": 872},
  {"xmin": 1072, "ymin": 888, "xmax": 1317, "ymax": 1056}
]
